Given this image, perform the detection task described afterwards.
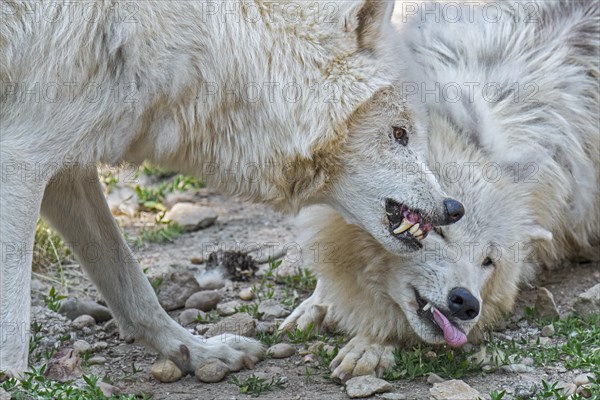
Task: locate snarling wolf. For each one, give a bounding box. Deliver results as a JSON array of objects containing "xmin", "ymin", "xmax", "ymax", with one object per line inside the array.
[
  {"xmin": 0, "ymin": 0, "xmax": 463, "ymax": 377},
  {"xmin": 282, "ymin": 0, "xmax": 599, "ymax": 381}
]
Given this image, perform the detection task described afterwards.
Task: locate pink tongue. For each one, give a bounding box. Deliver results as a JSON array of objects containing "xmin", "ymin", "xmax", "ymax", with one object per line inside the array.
[{"xmin": 432, "ymin": 308, "xmax": 468, "ymax": 347}]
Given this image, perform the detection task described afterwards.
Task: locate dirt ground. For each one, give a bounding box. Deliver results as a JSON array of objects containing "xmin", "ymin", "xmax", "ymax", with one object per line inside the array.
[{"xmin": 28, "ymin": 186, "xmax": 599, "ymax": 400}]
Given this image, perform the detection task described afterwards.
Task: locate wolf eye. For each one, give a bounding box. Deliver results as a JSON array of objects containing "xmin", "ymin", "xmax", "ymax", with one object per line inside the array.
[
  {"xmin": 392, "ymin": 126, "xmax": 409, "ymax": 146},
  {"xmin": 482, "ymin": 257, "xmax": 494, "ymax": 267}
]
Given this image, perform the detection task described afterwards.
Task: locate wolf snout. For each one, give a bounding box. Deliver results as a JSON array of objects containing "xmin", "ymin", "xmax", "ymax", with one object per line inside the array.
[
  {"xmin": 442, "ymin": 198, "xmax": 465, "ymax": 224},
  {"xmin": 448, "ymin": 287, "xmax": 480, "ymax": 320}
]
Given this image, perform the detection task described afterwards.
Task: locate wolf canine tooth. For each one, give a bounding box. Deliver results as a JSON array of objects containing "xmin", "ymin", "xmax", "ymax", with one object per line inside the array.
[
  {"xmin": 409, "ymin": 223, "xmax": 420, "ymax": 235},
  {"xmin": 422, "ymin": 302, "xmax": 432, "ymax": 311},
  {"xmin": 393, "ymin": 219, "xmax": 413, "ymax": 234}
]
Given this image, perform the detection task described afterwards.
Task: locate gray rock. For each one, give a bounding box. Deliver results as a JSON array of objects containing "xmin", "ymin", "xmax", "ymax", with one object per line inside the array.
[
  {"xmin": 179, "ymin": 309, "xmax": 206, "ymax": 326},
  {"xmin": 267, "ymin": 343, "xmax": 296, "ymax": 359},
  {"xmin": 256, "ymin": 321, "xmax": 276, "ymax": 334},
  {"xmin": 535, "ymin": 287, "xmax": 560, "ymax": 319},
  {"xmin": 185, "ymin": 291, "xmax": 221, "ymax": 311},
  {"xmin": 164, "ymin": 191, "xmax": 197, "ymax": 209},
  {"xmin": 156, "ymin": 269, "xmax": 201, "ymax": 311},
  {"xmin": 165, "ymin": 203, "xmax": 217, "ymax": 231},
  {"xmin": 513, "ymin": 382, "xmax": 538, "ymax": 399},
  {"xmin": 58, "ymin": 299, "xmax": 112, "ymax": 322},
  {"xmin": 217, "ymin": 300, "xmax": 240, "ymax": 316},
  {"xmin": 239, "ymin": 288, "xmax": 255, "ymax": 301},
  {"xmin": 150, "ymin": 359, "xmax": 182, "ymax": 383},
  {"xmin": 521, "ymin": 357, "xmax": 535, "ymax": 366},
  {"xmin": 573, "ymin": 283, "xmax": 600, "ymax": 317},
  {"xmin": 92, "ymin": 341, "xmax": 109, "ymax": 352},
  {"xmin": 575, "ymin": 373, "xmax": 594, "ymax": 386},
  {"xmin": 501, "ymin": 364, "xmax": 535, "ymax": 374},
  {"xmin": 87, "ymin": 356, "xmax": 107, "ymax": 365},
  {"xmin": 430, "ymin": 380, "xmax": 481, "ymax": 400},
  {"xmin": 345, "ymin": 376, "xmax": 392, "ymax": 398},
  {"xmin": 379, "ymin": 393, "xmax": 407, "ymax": 400},
  {"xmin": 72, "ymin": 315, "xmax": 96, "ymax": 330},
  {"xmin": 427, "ymin": 373, "xmax": 445, "ymax": 384},
  {"xmin": 561, "ymin": 382, "xmax": 577, "ymax": 397},
  {"xmin": 44, "ymin": 347, "xmax": 83, "ymax": 382},
  {"xmin": 205, "ymin": 313, "xmax": 256, "ymax": 338},
  {"xmin": 257, "ymin": 300, "xmax": 289, "ymax": 320},
  {"xmin": 541, "ymin": 324, "xmax": 555, "ymax": 337},
  {"xmin": 195, "ymin": 359, "xmax": 229, "ymax": 383},
  {"xmin": 98, "ymin": 382, "xmax": 121, "ymax": 397},
  {"xmin": 73, "ymin": 340, "xmax": 91, "ymax": 354}
]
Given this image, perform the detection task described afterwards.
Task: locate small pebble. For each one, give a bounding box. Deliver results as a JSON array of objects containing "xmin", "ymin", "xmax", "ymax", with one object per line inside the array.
[
  {"xmin": 72, "ymin": 315, "xmax": 96, "ymax": 330},
  {"xmin": 521, "ymin": 357, "xmax": 535, "ymax": 367},
  {"xmin": 268, "ymin": 343, "xmax": 296, "ymax": 359},
  {"xmin": 541, "ymin": 324, "xmax": 555, "ymax": 337},
  {"xmin": 179, "ymin": 309, "xmax": 206, "ymax": 326},
  {"xmin": 216, "ymin": 300, "xmax": 240, "ymax": 316},
  {"xmin": 561, "ymin": 382, "xmax": 577, "ymax": 397},
  {"xmin": 185, "ymin": 291, "xmax": 221, "ymax": 311},
  {"xmin": 73, "ymin": 340, "xmax": 91, "ymax": 354},
  {"xmin": 239, "ymin": 288, "xmax": 255, "ymax": 301},
  {"xmin": 346, "ymin": 375, "xmax": 392, "ymax": 398},
  {"xmin": 195, "ymin": 359, "xmax": 229, "ymax": 383},
  {"xmin": 427, "ymin": 373, "xmax": 445, "ymax": 384},
  {"xmin": 87, "ymin": 356, "xmax": 106, "ymax": 365},
  {"xmin": 574, "ymin": 373, "xmax": 593, "ymax": 386},
  {"xmin": 98, "ymin": 382, "xmax": 121, "ymax": 397},
  {"xmin": 92, "ymin": 341, "xmax": 109, "ymax": 352},
  {"xmin": 150, "ymin": 359, "xmax": 182, "ymax": 383}
]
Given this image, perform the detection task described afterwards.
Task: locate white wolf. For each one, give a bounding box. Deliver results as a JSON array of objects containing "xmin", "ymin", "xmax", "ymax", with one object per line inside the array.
[
  {"xmin": 0, "ymin": 0, "xmax": 464, "ymax": 378},
  {"xmin": 282, "ymin": 0, "xmax": 600, "ymax": 381}
]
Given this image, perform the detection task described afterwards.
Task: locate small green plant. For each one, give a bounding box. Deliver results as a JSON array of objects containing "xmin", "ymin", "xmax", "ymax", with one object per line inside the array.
[
  {"xmin": 134, "ymin": 212, "xmax": 184, "ymax": 246},
  {"xmin": 256, "ymin": 331, "xmax": 282, "ymax": 347},
  {"xmin": 100, "ymin": 170, "xmax": 119, "ymax": 192},
  {"xmin": 1, "ymin": 367, "xmax": 153, "ymax": 399},
  {"xmin": 142, "ymin": 267, "xmax": 164, "ymax": 295},
  {"xmin": 229, "ymin": 374, "xmax": 286, "ymax": 397},
  {"xmin": 486, "ymin": 390, "xmax": 506, "ymax": 400},
  {"xmin": 235, "ymin": 302, "xmax": 261, "ymax": 320},
  {"xmin": 279, "ymin": 268, "xmax": 316, "ymax": 293},
  {"xmin": 196, "ymin": 310, "xmax": 221, "ymax": 324},
  {"xmin": 286, "ymin": 323, "xmax": 322, "ymax": 345},
  {"xmin": 33, "ymin": 219, "xmax": 72, "ymax": 269},
  {"xmin": 43, "ymin": 286, "xmax": 67, "ymax": 312}
]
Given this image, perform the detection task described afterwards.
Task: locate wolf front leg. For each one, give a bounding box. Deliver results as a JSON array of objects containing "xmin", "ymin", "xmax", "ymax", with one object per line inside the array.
[
  {"xmin": 40, "ymin": 165, "xmax": 264, "ymax": 374},
  {"xmin": 0, "ymin": 150, "xmax": 49, "ymax": 379}
]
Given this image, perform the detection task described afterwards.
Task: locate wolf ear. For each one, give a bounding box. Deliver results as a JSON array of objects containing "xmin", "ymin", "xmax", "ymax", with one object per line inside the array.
[
  {"xmin": 528, "ymin": 225, "xmax": 553, "ymax": 243},
  {"xmin": 349, "ymin": 0, "xmax": 395, "ymax": 52}
]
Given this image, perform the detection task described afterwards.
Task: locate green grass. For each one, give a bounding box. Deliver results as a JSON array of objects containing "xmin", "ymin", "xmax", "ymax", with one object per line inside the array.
[
  {"xmin": 33, "ymin": 219, "xmax": 72, "ymax": 270},
  {"xmin": 135, "ymin": 172, "xmax": 204, "ymax": 212},
  {"xmin": 1, "ymin": 368, "xmax": 153, "ymax": 400},
  {"xmin": 229, "ymin": 374, "xmax": 286, "ymax": 397}
]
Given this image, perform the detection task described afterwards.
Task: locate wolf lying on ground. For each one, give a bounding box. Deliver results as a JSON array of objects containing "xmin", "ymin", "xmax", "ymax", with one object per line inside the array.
[
  {"xmin": 0, "ymin": 0, "xmax": 465, "ymax": 378},
  {"xmin": 282, "ymin": 0, "xmax": 600, "ymax": 381}
]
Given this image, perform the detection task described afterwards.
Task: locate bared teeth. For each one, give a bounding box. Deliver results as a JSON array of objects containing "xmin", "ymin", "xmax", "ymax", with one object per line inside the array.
[
  {"xmin": 415, "ymin": 234, "xmax": 424, "ymax": 240},
  {"xmin": 393, "ymin": 219, "xmax": 413, "ymax": 235},
  {"xmin": 414, "ymin": 229, "xmax": 424, "ymax": 238},
  {"xmin": 423, "ymin": 302, "xmax": 432, "ymax": 311},
  {"xmin": 409, "ymin": 223, "xmax": 420, "ymax": 235}
]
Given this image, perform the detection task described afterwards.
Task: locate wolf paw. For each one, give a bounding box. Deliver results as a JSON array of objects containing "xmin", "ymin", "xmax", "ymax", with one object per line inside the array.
[
  {"xmin": 279, "ymin": 300, "xmax": 329, "ymax": 333},
  {"xmin": 329, "ymin": 337, "xmax": 395, "ymax": 383},
  {"xmin": 145, "ymin": 322, "xmax": 265, "ymax": 375}
]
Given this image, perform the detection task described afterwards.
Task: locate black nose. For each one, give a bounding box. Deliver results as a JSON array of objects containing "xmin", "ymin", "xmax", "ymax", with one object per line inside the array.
[
  {"xmin": 443, "ymin": 198, "xmax": 465, "ymax": 224},
  {"xmin": 448, "ymin": 287, "xmax": 480, "ymax": 321}
]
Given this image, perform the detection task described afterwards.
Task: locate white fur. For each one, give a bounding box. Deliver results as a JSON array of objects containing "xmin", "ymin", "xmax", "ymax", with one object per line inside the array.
[
  {"xmin": 282, "ymin": 0, "xmax": 600, "ymax": 381},
  {"xmin": 0, "ymin": 0, "xmax": 459, "ymax": 377}
]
